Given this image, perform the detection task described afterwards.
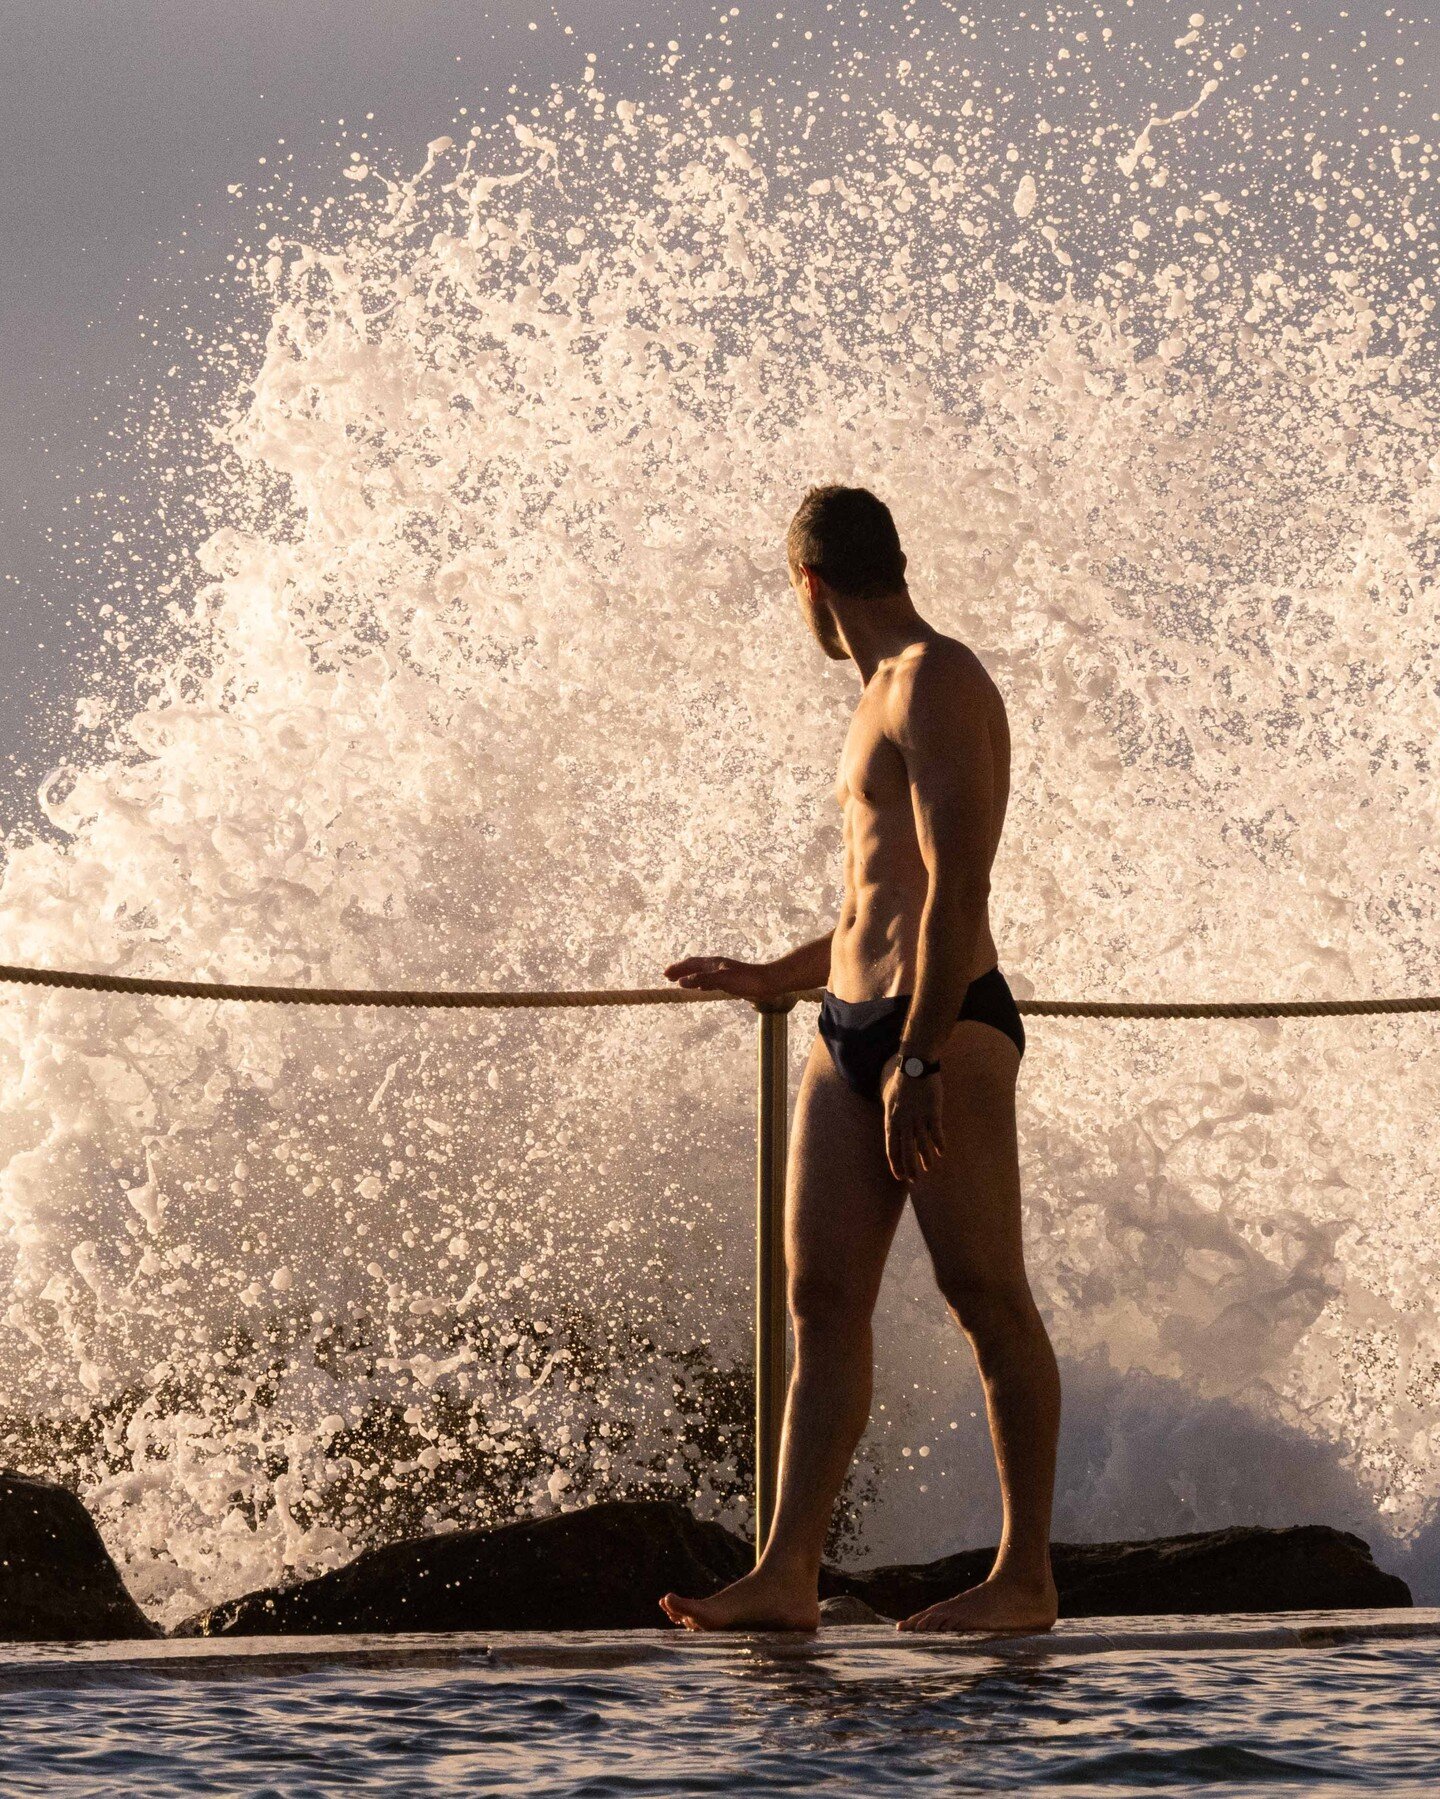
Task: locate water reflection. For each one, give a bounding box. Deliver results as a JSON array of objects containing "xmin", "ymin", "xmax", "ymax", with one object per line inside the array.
[{"xmin": 15, "ymin": 1637, "xmax": 1427, "ymax": 1796}]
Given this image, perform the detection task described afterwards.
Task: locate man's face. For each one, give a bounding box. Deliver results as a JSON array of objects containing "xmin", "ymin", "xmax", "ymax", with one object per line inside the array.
[{"xmin": 789, "ymin": 562, "xmax": 849, "ymax": 660}]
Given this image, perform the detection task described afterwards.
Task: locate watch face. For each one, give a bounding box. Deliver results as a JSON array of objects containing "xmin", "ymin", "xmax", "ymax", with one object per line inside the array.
[{"xmin": 903, "ymin": 1056, "xmax": 926, "ymax": 1078}]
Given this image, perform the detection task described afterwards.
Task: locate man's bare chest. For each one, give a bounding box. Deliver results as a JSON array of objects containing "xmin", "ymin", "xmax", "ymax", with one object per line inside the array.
[{"xmin": 835, "ymin": 693, "xmax": 909, "ymax": 812}]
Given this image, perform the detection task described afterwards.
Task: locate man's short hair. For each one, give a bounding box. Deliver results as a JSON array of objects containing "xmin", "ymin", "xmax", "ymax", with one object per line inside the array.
[{"xmin": 786, "ymin": 485, "xmax": 907, "ymax": 599}]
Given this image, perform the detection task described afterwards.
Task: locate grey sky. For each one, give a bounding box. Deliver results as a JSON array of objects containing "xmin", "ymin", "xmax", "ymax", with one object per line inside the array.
[
  {"xmin": 0, "ymin": 0, "xmax": 1431, "ymax": 821},
  {"xmin": 0, "ymin": 0, "xmax": 657, "ymax": 809}
]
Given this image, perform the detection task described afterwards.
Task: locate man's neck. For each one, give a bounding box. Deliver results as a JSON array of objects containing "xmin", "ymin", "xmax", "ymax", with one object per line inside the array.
[{"xmin": 833, "ymin": 591, "xmax": 934, "ymax": 684}]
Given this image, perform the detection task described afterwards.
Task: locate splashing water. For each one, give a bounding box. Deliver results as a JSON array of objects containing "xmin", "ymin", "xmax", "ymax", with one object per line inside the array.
[{"xmin": 2, "ymin": 5, "xmax": 1438, "ymax": 1625}]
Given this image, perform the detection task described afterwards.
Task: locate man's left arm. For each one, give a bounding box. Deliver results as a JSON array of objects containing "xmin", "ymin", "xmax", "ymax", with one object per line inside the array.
[{"xmin": 882, "ymin": 651, "xmax": 994, "ymax": 1180}]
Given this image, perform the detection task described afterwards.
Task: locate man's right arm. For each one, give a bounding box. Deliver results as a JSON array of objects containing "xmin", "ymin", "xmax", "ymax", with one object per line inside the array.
[{"xmin": 664, "ymin": 930, "xmax": 832, "ymax": 1000}]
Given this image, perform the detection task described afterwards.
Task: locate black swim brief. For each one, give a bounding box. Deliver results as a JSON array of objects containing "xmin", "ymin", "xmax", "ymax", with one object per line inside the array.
[{"xmin": 817, "ymin": 966, "xmax": 1026, "ymax": 1105}]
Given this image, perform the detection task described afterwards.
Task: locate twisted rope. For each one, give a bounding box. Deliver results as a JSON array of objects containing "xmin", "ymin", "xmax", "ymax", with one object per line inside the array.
[
  {"xmin": 0, "ymin": 965, "xmax": 728, "ymax": 1009},
  {"xmin": 1022, "ymin": 995, "xmax": 1440, "ymax": 1020},
  {"xmin": 0, "ymin": 962, "xmax": 1435, "ymax": 1019}
]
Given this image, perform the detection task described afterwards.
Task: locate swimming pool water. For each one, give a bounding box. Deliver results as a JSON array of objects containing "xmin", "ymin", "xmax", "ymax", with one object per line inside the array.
[{"xmin": 3, "ymin": 1615, "xmax": 1437, "ymax": 1797}]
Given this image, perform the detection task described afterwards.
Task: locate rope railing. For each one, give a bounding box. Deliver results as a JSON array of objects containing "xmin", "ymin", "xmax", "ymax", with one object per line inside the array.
[
  {"xmin": 0, "ymin": 965, "xmax": 739, "ymax": 1009},
  {"xmin": 1020, "ymin": 994, "xmax": 1440, "ymax": 1020},
  {"xmin": 0, "ymin": 961, "xmax": 1437, "ymax": 1018}
]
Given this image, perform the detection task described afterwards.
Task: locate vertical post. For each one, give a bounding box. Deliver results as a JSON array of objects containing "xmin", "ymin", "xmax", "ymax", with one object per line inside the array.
[{"xmin": 753, "ymin": 995, "xmax": 795, "ymax": 1564}]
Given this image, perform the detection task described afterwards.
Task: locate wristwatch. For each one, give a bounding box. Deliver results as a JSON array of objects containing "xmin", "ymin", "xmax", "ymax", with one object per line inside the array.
[{"xmin": 900, "ymin": 1052, "xmax": 941, "ymax": 1080}]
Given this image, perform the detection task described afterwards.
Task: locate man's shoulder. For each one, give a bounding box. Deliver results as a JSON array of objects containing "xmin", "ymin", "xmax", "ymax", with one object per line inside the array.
[
  {"xmin": 880, "ymin": 637, "xmax": 1000, "ymax": 755},
  {"xmin": 889, "ymin": 635, "xmax": 992, "ymax": 709}
]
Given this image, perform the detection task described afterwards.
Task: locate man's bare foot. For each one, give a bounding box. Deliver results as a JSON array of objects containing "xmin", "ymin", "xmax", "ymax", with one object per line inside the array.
[
  {"xmin": 660, "ymin": 1565, "xmax": 820, "ymax": 1632},
  {"xmin": 897, "ymin": 1570, "xmax": 1059, "ymax": 1635}
]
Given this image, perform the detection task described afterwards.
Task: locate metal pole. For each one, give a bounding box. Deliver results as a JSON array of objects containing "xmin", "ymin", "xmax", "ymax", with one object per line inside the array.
[{"xmin": 753, "ymin": 995, "xmax": 795, "ymax": 1564}]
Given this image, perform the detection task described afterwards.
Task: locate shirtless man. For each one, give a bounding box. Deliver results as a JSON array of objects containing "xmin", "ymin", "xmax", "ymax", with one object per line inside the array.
[{"xmin": 659, "ymin": 485, "xmax": 1061, "ymax": 1634}]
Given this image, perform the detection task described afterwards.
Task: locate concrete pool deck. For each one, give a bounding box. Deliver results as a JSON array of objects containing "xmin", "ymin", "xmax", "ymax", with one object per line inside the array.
[{"xmin": 0, "ymin": 1608, "xmax": 1436, "ymax": 1685}]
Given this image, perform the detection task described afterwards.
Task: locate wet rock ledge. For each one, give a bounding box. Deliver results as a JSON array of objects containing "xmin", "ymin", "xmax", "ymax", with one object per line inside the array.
[
  {"xmin": 0, "ymin": 1473, "xmax": 1411, "ymax": 1642},
  {"xmin": 173, "ymin": 1502, "xmax": 1412, "ymax": 1637},
  {"xmin": 0, "ymin": 1471, "xmax": 160, "ymax": 1641}
]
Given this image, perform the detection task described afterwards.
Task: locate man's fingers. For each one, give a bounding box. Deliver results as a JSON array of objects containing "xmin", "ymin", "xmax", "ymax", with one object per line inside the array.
[
  {"xmin": 916, "ymin": 1111, "xmax": 935, "ymax": 1179},
  {"xmin": 901, "ymin": 1121, "xmax": 919, "ymax": 1185},
  {"xmin": 884, "ymin": 1116, "xmax": 904, "ymax": 1184},
  {"xmin": 665, "ymin": 955, "xmax": 729, "ymax": 986},
  {"xmin": 887, "ymin": 1108, "xmax": 928, "ymax": 1186}
]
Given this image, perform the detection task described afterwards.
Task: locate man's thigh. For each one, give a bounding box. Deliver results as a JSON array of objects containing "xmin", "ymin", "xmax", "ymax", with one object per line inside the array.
[
  {"xmin": 903, "ymin": 1022, "xmax": 1028, "ymax": 1292},
  {"xmin": 787, "ymin": 1034, "xmax": 907, "ymax": 1315}
]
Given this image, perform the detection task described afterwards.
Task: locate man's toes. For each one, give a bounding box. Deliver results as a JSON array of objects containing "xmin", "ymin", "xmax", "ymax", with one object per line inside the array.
[{"xmin": 661, "ymin": 1591, "xmax": 708, "ymax": 1629}]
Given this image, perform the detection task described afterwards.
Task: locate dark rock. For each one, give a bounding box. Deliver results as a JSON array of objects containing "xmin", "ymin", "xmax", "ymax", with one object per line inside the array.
[
  {"xmin": 175, "ymin": 1500, "xmax": 1410, "ymax": 1638},
  {"xmin": 1, "ymin": 1470, "xmax": 159, "ymax": 1642},
  {"xmin": 844, "ymin": 1525, "xmax": 1412, "ymax": 1621},
  {"xmin": 818, "ymin": 1593, "xmax": 893, "ymax": 1625},
  {"xmin": 176, "ymin": 1499, "xmax": 754, "ymax": 1636}
]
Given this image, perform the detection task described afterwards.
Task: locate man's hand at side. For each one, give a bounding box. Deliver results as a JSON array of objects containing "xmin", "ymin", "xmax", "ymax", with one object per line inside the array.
[{"xmin": 882, "ymin": 1064, "xmax": 946, "ymax": 1184}]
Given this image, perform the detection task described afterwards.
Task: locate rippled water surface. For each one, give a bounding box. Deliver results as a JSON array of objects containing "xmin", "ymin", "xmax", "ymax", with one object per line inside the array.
[{"xmin": 4, "ymin": 1621, "xmax": 1438, "ymax": 1797}]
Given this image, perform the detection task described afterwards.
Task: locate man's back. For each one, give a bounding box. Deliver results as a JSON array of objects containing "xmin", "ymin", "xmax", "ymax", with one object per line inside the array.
[{"xmin": 830, "ymin": 634, "xmax": 1009, "ymax": 1004}]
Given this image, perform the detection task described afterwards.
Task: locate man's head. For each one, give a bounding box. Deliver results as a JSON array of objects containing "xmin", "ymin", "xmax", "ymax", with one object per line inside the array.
[{"xmin": 786, "ymin": 484, "xmax": 909, "ymax": 659}]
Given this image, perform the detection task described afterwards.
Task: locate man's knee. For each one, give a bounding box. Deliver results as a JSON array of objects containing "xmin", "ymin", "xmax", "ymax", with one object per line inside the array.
[
  {"xmin": 788, "ymin": 1267, "xmax": 871, "ymax": 1337},
  {"xmin": 937, "ymin": 1270, "xmax": 1037, "ymax": 1343}
]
